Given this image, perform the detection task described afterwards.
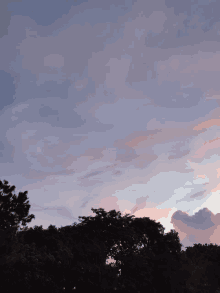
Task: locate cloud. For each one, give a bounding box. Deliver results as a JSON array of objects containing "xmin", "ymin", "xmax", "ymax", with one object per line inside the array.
[
  {"xmin": 1, "ymin": 0, "xmax": 220, "ymax": 254},
  {"xmin": 171, "ymin": 207, "xmax": 220, "ymax": 250}
]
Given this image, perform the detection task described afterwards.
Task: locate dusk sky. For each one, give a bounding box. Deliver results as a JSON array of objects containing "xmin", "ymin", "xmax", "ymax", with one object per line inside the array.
[{"xmin": 2, "ymin": 0, "xmax": 220, "ymax": 258}]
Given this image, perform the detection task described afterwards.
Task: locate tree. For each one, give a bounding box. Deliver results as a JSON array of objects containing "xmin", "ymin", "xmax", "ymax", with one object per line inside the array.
[
  {"xmin": 75, "ymin": 208, "xmax": 140, "ymax": 276},
  {"xmin": 6, "ymin": 197, "xmax": 219, "ymax": 293},
  {"xmin": 11, "ymin": 224, "xmax": 75, "ymax": 292},
  {"xmin": 0, "ymin": 179, "xmax": 35, "ymax": 267},
  {"xmin": 113, "ymin": 245, "xmax": 156, "ymax": 293},
  {"xmin": 180, "ymin": 243, "xmax": 220, "ymax": 293},
  {"xmin": 145, "ymin": 229, "xmax": 184, "ymax": 293},
  {"xmin": 0, "ymin": 240, "xmax": 66, "ymax": 293},
  {"xmin": 74, "ymin": 208, "xmax": 184, "ymax": 292},
  {"xmin": 0, "ymin": 180, "xmax": 35, "ymax": 231},
  {"xmin": 57, "ymin": 221, "xmax": 120, "ymax": 292},
  {"xmin": 112, "ymin": 222, "xmax": 183, "ymax": 293},
  {"xmin": 13, "ymin": 223, "xmax": 116, "ymax": 292}
]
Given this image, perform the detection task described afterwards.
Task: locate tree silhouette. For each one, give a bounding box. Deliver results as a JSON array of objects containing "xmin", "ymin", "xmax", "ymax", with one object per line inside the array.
[
  {"xmin": 0, "ymin": 179, "xmax": 35, "ymax": 269},
  {"xmin": 74, "ymin": 208, "xmax": 185, "ymax": 292},
  {"xmin": 10, "ymin": 222, "xmax": 116, "ymax": 292},
  {"xmin": 3, "ymin": 182, "xmax": 220, "ymax": 293},
  {"xmin": 0, "ymin": 179, "xmax": 35, "ymax": 232},
  {"xmin": 180, "ymin": 243, "xmax": 220, "ymax": 292}
]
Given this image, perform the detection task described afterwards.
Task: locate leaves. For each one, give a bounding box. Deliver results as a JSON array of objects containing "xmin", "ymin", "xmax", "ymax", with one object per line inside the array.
[
  {"xmin": 0, "ymin": 180, "xmax": 35, "ymax": 233},
  {"xmin": 2, "ymin": 181, "xmax": 220, "ymax": 293}
]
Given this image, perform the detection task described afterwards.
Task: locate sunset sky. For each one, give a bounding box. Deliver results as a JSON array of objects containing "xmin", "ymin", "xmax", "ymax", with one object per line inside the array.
[{"xmin": 1, "ymin": 0, "xmax": 220, "ymax": 257}]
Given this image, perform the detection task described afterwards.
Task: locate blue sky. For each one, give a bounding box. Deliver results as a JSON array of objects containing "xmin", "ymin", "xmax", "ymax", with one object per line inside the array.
[{"xmin": 1, "ymin": 0, "xmax": 220, "ymax": 257}]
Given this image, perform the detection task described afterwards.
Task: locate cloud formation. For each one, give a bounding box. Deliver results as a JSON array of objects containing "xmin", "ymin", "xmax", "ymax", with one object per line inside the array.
[{"xmin": 1, "ymin": 0, "xmax": 220, "ymax": 254}]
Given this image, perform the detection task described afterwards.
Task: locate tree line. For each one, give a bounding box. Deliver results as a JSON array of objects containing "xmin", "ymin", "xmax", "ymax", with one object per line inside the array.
[{"xmin": 0, "ymin": 179, "xmax": 220, "ymax": 293}]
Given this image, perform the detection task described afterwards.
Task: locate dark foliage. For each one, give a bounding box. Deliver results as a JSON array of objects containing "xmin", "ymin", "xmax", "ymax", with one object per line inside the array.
[
  {"xmin": 0, "ymin": 179, "xmax": 35, "ymax": 261},
  {"xmin": 1, "ymin": 180, "xmax": 220, "ymax": 293},
  {"xmin": 0, "ymin": 180, "xmax": 35, "ymax": 231}
]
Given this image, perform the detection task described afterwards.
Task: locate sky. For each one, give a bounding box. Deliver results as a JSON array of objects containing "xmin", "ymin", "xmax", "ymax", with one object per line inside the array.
[{"xmin": 2, "ymin": 0, "xmax": 220, "ymax": 263}]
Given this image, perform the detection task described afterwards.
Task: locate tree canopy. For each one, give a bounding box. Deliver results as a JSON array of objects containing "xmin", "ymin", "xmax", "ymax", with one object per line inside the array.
[
  {"xmin": 0, "ymin": 179, "xmax": 35, "ymax": 265},
  {"xmin": 1, "ymin": 179, "xmax": 220, "ymax": 292},
  {"xmin": 0, "ymin": 179, "xmax": 35, "ymax": 232}
]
